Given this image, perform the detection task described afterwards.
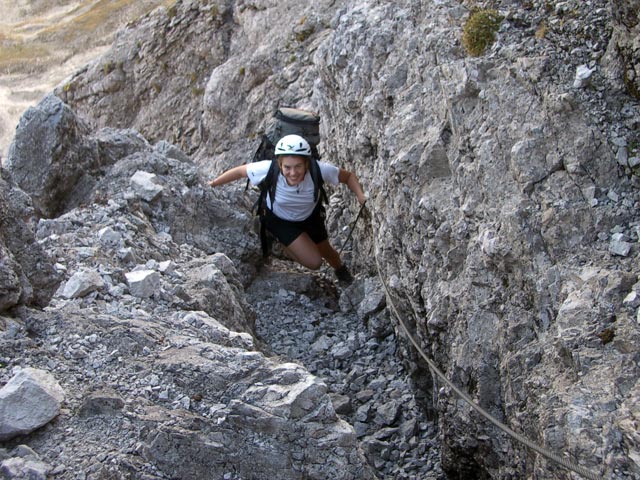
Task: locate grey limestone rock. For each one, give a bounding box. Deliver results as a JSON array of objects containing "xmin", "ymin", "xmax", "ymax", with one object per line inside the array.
[
  {"xmin": 0, "ymin": 170, "xmax": 60, "ymax": 312},
  {"xmin": 0, "ymin": 368, "xmax": 65, "ymax": 441}
]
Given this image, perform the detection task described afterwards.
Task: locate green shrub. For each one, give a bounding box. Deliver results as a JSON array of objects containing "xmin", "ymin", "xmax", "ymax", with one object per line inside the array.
[
  {"xmin": 294, "ymin": 15, "xmax": 314, "ymax": 42},
  {"xmin": 103, "ymin": 60, "xmax": 115, "ymax": 75},
  {"xmin": 462, "ymin": 9, "xmax": 503, "ymax": 57}
]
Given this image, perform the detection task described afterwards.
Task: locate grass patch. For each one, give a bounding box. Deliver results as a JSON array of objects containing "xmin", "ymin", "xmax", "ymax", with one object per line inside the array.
[
  {"xmin": 0, "ymin": 41, "xmax": 51, "ymax": 73},
  {"xmin": 294, "ymin": 16, "xmax": 314, "ymax": 43},
  {"xmin": 103, "ymin": 60, "xmax": 116, "ymax": 75},
  {"xmin": 462, "ymin": 8, "xmax": 503, "ymax": 57},
  {"xmin": 67, "ymin": 0, "xmax": 140, "ymax": 33},
  {"xmin": 0, "ymin": 0, "xmax": 173, "ymax": 74},
  {"xmin": 535, "ymin": 21, "xmax": 547, "ymax": 40},
  {"xmin": 36, "ymin": 0, "xmax": 175, "ymax": 42}
]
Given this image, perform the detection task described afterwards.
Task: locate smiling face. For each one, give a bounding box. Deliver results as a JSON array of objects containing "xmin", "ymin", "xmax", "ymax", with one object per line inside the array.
[{"xmin": 278, "ymin": 155, "xmax": 309, "ymax": 186}]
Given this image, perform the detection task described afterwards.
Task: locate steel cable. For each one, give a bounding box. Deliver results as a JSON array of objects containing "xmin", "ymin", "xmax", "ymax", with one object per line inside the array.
[{"xmin": 372, "ymin": 248, "xmax": 601, "ymax": 480}]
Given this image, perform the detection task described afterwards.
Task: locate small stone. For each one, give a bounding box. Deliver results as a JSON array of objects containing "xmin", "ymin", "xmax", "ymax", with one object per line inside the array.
[
  {"xmin": 330, "ymin": 394, "xmax": 352, "ymax": 415},
  {"xmin": 60, "ymin": 270, "xmax": 104, "ymax": 299},
  {"xmin": 125, "ymin": 270, "xmax": 161, "ymax": 298},
  {"xmin": 374, "ymin": 400, "xmax": 401, "ymax": 426},
  {"xmin": 356, "ymin": 389, "xmax": 375, "ymax": 403},
  {"xmin": 98, "ymin": 227, "xmax": 122, "ymax": 247},
  {"xmin": 623, "ymin": 290, "xmax": 640, "ymax": 309},
  {"xmin": 1, "ymin": 457, "xmax": 51, "ymax": 480},
  {"xmin": 78, "ymin": 389, "xmax": 125, "ymax": 418},
  {"xmin": 609, "ymin": 236, "xmax": 632, "ymax": 257},
  {"xmin": 573, "ymin": 65, "xmax": 594, "ymax": 88},
  {"xmin": 130, "ymin": 170, "xmax": 163, "ymax": 201}
]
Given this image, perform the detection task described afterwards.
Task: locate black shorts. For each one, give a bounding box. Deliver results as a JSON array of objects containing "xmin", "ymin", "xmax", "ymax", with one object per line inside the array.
[{"xmin": 263, "ymin": 206, "xmax": 328, "ymax": 246}]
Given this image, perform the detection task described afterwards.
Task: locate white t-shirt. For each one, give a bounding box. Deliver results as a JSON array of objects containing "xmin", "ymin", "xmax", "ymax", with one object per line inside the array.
[{"xmin": 246, "ymin": 160, "xmax": 340, "ymax": 221}]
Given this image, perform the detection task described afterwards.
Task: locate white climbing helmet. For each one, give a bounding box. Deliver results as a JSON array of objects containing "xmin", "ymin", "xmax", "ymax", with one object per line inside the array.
[{"xmin": 275, "ymin": 134, "xmax": 312, "ymax": 157}]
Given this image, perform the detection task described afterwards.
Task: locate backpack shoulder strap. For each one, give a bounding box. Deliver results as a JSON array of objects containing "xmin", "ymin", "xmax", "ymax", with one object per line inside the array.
[
  {"xmin": 308, "ymin": 157, "xmax": 327, "ymax": 204},
  {"xmin": 253, "ymin": 159, "xmax": 279, "ymax": 258},
  {"xmin": 266, "ymin": 160, "xmax": 280, "ymax": 207},
  {"xmin": 251, "ymin": 159, "xmax": 278, "ymax": 212}
]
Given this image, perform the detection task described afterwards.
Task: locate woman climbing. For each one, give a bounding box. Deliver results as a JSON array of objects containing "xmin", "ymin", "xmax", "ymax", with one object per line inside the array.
[{"xmin": 209, "ymin": 134, "xmax": 367, "ymax": 283}]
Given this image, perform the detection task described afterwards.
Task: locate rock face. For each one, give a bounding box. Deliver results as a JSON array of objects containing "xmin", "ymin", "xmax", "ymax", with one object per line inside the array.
[
  {"xmin": 55, "ymin": 1, "xmax": 236, "ymax": 155},
  {"xmin": 2, "ymin": 0, "xmax": 639, "ymax": 479},
  {"xmin": 5, "ymin": 94, "xmax": 152, "ymax": 218},
  {"xmin": 610, "ymin": 0, "xmax": 640, "ymax": 98},
  {"xmin": 0, "ymin": 169, "xmax": 60, "ymax": 312},
  {"xmin": 310, "ymin": 1, "xmax": 640, "ymax": 477}
]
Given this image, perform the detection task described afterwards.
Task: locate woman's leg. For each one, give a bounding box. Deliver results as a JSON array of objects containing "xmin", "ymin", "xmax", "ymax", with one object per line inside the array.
[
  {"xmin": 316, "ymin": 239, "xmax": 342, "ymax": 269},
  {"xmin": 285, "ymin": 233, "xmax": 324, "ymax": 270},
  {"xmin": 318, "ymin": 239, "xmax": 353, "ymax": 283}
]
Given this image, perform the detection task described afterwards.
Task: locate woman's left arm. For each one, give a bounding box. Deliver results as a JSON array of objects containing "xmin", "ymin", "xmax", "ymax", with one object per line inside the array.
[{"xmin": 338, "ymin": 169, "xmax": 367, "ymax": 205}]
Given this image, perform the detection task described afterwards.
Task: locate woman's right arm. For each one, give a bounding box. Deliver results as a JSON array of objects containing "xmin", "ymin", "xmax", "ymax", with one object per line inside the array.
[
  {"xmin": 209, "ymin": 165, "xmax": 248, "ymax": 187},
  {"xmin": 338, "ymin": 168, "xmax": 367, "ymax": 205}
]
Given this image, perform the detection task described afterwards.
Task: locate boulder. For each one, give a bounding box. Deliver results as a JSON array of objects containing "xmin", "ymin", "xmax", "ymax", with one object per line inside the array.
[
  {"xmin": 0, "ymin": 368, "xmax": 65, "ymax": 441},
  {"xmin": 0, "ymin": 170, "xmax": 60, "ymax": 312}
]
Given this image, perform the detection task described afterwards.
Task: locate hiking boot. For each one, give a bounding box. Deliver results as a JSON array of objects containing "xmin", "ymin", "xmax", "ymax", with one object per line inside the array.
[{"xmin": 334, "ymin": 265, "xmax": 353, "ymax": 285}]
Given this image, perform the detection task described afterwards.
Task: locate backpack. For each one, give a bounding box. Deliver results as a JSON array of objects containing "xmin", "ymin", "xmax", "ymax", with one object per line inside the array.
[{"xmin": 250, "ymin": 107, "xmax": 328, "ymax": 257}]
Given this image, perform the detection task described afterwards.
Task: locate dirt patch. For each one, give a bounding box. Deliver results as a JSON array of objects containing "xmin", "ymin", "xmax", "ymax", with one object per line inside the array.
[{"xmin": 0, "ymin": 0, "xmax": 173, "ymax": 160}]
